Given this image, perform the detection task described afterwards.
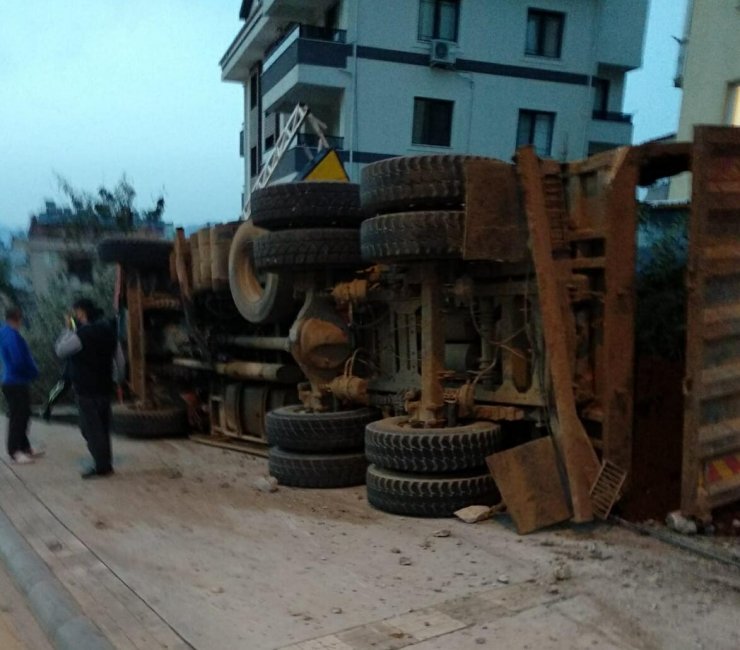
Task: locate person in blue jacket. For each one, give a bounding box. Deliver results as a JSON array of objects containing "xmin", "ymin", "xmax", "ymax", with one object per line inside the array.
[{"xmin": 0, "ymin": 307, "xmax": 40, "ymax": 464}]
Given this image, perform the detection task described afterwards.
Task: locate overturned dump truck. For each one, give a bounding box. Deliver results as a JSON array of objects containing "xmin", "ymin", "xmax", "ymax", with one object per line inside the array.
[{"xmin": 100, "ymin": 125, "xmax": 740, "ymax": 526}]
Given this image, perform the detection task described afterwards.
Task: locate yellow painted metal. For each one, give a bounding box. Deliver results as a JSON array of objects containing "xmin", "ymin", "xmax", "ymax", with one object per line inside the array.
[{"xmin": 301, "ymin": 149, "xmax": 349, "ymax": 182}]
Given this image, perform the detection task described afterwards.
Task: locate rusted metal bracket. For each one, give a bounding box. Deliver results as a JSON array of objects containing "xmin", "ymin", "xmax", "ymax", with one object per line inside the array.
[{"xmin": 517, "ymin": 146, "xmax": 600, "ymax": 523}]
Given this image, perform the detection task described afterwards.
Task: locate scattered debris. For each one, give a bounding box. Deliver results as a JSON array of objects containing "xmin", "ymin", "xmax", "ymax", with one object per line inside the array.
[
  {"xmin": 475, "ymin": 638, "xmax": 486, "ymax": 645},
  {"xmin": 497, "ymin": 575, "xmax": 510, "ymax": 584},
  {"xmin": 547, "ymin": 585, "xmax": 560, "ymax": 595},
  {"xmin": 454, "ymin": 505, "xmax": 493, "ymax": 524},
  {"xmin": 433, "ymin": 528, "xmax": 451, "ymax": 538},
  {"xmin": 46, "ymin": 541, "xmax": 63, "ymax": 552},
  {"xmin": 587, "ymin": 543, "xmax": 611, "ymax": 560},
  {"xmin": 399, "ymin": 556, "xmax": 413, "ymax": 566},
  {"xmin": 553, "ymin": 563, "xmax": 572, "ymax": 582},
  {"xmin": 94, "ymin": 519, "xmax": 108, "ymax": 530},
  {"xmin": 390, "ymin": 547, "xmax": 402, "ymax": 554},
  {"xmin": 253, "ymin": 476, "xmax": 279, "ymax": 493},
  {"xmin": 211, "ymin": 586, "xmax": 224, "ymax": 594},
  {"xmin": 331, "ymin": 607, "xmax": 343, "ymax": 614},
  {"xmin": 666, "ymin": 511, "xmax": 698, "ymax": 536}
]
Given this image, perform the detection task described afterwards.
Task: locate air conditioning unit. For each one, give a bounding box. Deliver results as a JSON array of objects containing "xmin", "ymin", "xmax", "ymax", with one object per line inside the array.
[{"xmin": 429, "ymin": 39, "xmax": 456, "ymax": 68}]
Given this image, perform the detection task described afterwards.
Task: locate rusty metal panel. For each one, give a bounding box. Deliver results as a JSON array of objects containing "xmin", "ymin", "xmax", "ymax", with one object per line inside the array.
[
  {"xmin": 463, "ymin": 160, "xmax": 528, "ymax": 262},
  {"xmin": 516, "ymin": 146, "xmax": 600, "ymax": 523},
  {"xmin": 682, "ymin": 126, "xmax": 740, "ymax": 519},
  {"xmin": 126, "ymin": 271, "xmax": 146, "ymax": 402}
]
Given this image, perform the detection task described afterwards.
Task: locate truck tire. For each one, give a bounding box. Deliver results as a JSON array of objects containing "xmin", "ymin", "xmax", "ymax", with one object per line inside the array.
[
  {"xmin": 253, "ymin": 228, "xmax": 362, "ymax": 272},
  {"xmin": 98, "ymin": 237, "xmax": 173, "ymax": 269},
  {"xmin": 268, "ymin": 448, "xmax": 367, "ymax": 488},
  {"xmin": 266, "ymin": 406, "xmax": 380, "ymax": 452},
  {"xmin": 360, "ymin": 155, "xmax": 487, "ymax": 215},
  {"xmin": 360, "ymin": 211, "xmax": 464, "ymax": 262},
  {"xmin": 111, "ymin": 404, "xmax": 188, "ymax": 438},
  {"xmin": 228, "ymin": 221, "xmax": 296, "ymax": 324},
  {"xmin": 366, "ymin": 465, "xmax": 499, "ymax": 517},
  {"xmin": 365, "ymin": 418, "xmax": 501, "ymax": 473},
  {"xmin": 251, "ymin": 182, "xmax": 362, "ymax": 230}
]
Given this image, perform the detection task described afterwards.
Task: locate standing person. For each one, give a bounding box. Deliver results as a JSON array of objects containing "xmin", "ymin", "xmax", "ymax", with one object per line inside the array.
[
  {"xmin": 0, "ymin": 307, "xmax": 40, "ymax": 464},
  {"xmin": 55, "ymin": 298, "xmax": 122, "ymax": 479}
]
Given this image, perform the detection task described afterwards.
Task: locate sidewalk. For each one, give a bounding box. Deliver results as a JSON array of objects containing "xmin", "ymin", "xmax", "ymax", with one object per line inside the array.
[{"xmin": 0, "ymin": 416, "xmax": 738, "ymax": 649}]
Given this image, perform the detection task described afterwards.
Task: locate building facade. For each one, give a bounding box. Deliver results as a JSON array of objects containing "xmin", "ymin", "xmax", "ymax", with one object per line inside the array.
[
  {"xmin": 221, "ymin": 0, "xmax": 648, "ymax": 202},
  {"xmin": 670, "ymin": 0, "xmax": 740, "ymax": 201}
]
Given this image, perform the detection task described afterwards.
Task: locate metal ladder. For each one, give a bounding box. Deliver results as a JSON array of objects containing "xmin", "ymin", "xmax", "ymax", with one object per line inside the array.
[{"xmin": 241, "ymin": 103, "xmax": 329, "ymax": 220}]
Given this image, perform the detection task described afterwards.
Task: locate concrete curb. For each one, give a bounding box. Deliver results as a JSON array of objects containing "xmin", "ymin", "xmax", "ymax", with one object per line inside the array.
[{"xmin": 0, "ymin": 508, "xmax": 114, "ymax": 650}]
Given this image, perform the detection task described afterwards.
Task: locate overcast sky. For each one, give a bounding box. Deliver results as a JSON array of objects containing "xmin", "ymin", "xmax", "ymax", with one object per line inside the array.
[{"xmin": 0, "ymin": 0, "xmax": 687, "ymax": 231}]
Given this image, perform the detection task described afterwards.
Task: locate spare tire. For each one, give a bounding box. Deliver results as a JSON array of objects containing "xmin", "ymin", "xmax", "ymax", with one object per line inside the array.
[
  {"xmin": 365, "ymin": 418, "xmax": 501, "ymax": 473},
  {"xmin": 253, "ymin": 228, "xmax": 362, "ymax": 272},
  {"xmin": 111, "ymin": 404, "xmax": 188, "ymax": 438},
  {"xmin": 360, "ymin": 211, "xmax": 464, "ymax": 262},
  {"xmin": 266, "ymin": 406, "xmax": 380, "ymax": 452},
  {"xmin": 98, "ymin": 237, "xmax": 173, "ymax": 269},
  {"xmin": 366, "ymin": 465, "xmax": 499, "ymax": 517},
  {"xmin": 228, "ymin": 221, "xmax": 297, "ymax": 324},
  {"xmin": 360, "ymin": 155, "xmax": 487, "ymax": 215},
  {"xmin": 268, "ymin": 448, "xmax": 367, "ymax": 488},
  {"xmin": 251, "ymin": 182, "xmax": 362, "ymax": 230}
]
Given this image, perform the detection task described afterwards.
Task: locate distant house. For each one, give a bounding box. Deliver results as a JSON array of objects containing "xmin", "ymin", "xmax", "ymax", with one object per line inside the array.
[{"xmin": 19, "ymin": 201, "xmax": 98, "ymax": 296}]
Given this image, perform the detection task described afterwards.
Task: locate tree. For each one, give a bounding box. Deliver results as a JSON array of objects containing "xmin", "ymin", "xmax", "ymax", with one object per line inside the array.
[
  {"xmin": 52, "ymin": 175, "xmax": 166, "ymax": 236},
  {"xmin": 21, "ymin": 175, "xmax": 166, "ymax": 406},
  {"xmin": 0, "ymin": 255, "xmax": 17, "ymax": 307}
]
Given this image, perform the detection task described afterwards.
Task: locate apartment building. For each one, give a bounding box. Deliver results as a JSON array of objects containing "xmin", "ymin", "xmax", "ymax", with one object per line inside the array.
[
  {"xmin": 670, "ymin": 0, "xmax": 740, "ymax": 201},
  {"xmin": 220, "ymin": 0, "xmax": 648, "ymax": 200}
]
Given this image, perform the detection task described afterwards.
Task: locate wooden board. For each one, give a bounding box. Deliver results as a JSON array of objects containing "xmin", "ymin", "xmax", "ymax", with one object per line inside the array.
[{"xmin": 486, "ymin": 437, "xmax": 571, "ymax": 534}]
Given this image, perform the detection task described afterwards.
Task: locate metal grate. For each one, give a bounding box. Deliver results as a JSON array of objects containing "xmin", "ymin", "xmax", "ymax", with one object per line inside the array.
[{"xmin": 590, "ymin": 460, "xmax": 627, "ymax": 519}]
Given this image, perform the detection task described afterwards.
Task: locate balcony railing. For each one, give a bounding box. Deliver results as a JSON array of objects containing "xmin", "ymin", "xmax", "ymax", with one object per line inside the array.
[
  {"xmin": 592, "ymin": 110, "xmax": 632, "ymax": 124},
  {"xmin": 263, "ymin": 23, "xmax": 347, "ymax": 71},
  {"xmin": 295, "ymin": 132, "xmax": 344, "ymax": 149}
]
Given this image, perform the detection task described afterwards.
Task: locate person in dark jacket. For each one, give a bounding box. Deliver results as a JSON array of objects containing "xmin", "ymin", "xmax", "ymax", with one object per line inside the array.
[
  {"xmin": 0, "ymin": 306, "xmax": 41, "ymax": 463},
  {"xmin": 55, "ymin": 298, "xmax": 123, "ymax": 479}
]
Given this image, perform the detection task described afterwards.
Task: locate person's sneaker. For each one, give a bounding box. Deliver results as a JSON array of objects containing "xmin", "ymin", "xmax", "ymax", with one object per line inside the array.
[
  {"xmin": 80, "ymin": 467, "xmax": 114, "ymax": 480},
  {"xmin": 29, "ymin": 449, "xmax": 45, "ymax": 459},
  {"xmin": 12, "ymin": 452, "xmax": 34, "ymax": 465}
]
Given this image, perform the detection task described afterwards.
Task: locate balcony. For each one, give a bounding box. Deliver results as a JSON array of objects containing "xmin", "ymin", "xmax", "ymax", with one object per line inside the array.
[
  {"xmin": 269, "ymin": 133, "xmax": 345, "ymax": 180},
  {"xmin": 592, "ymin": 110, "xmax": 633, "ymax": 124},
  {"xmin": 590, "ymin": 111, "xmax": 633, "ymax": 150},
  {"xmin": 220, "ymin": 0, "xmax": 341, "ymax": 83},
  {"xmin": 263, "ymin": 24, "xmax": 347, "ymax": 71},
  {"xmin": 261, "ymin": 23, "xmax": 351, "ymax": 114}
]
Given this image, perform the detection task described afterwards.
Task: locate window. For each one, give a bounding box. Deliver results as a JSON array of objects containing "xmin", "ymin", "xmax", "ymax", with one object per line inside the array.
[
  {"xmin": 593, "ymin": 78, "xmax": 610, "ymax": 113},
  {"xmin": 418, "ymin": 0, "xmax": 459, "ymax": 42},
  {"xmin": 67, "ymin": 257, "xmax": 93, "ymax": 285},
  {"xmin": 413, "ymin": 98, "xmax": 454, "ymax": 147},
  {"xmin": 250, "ymin": 74, "xmax": 258, "ymax": 110},
  {"xmin": 727, "ymin": 83, "xmax": 740, "ymax": 126},
  {"xmin": 525, "ymin": 9, "xmax": 564, "ymax": 58},
  {"xmin": 325, "ymin": 2, "xmax": 340, "ymax": 30},
  {"xmin": 250, "ymin": 146, "xmax": 258, "ymax": 178},
  {"xmin": 516, "ymin": 110, "xmax": 555, "ymax": 157}
]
